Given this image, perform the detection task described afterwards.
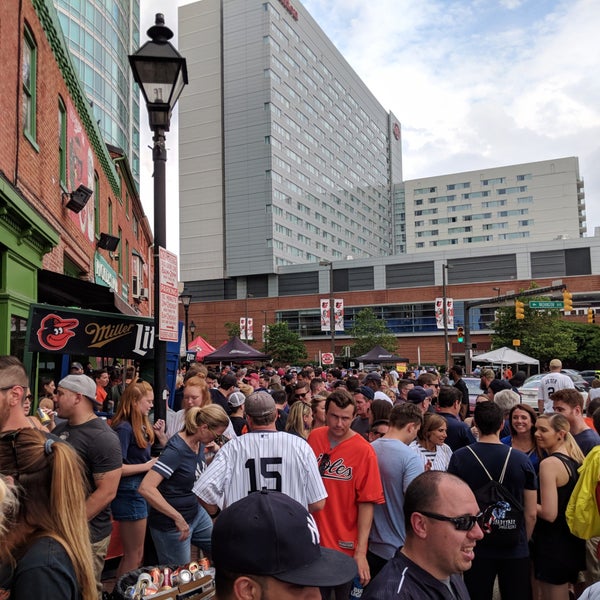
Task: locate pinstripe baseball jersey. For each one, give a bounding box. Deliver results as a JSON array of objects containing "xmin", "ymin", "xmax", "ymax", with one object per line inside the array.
[{"xmin": 192, "ymin": 430, "xmax": 327, "ymax": 509}]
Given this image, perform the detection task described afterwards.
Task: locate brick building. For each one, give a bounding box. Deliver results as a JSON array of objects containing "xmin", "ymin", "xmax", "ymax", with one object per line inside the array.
[{"xmin": 0, "ymin": 0, "xmax": 153, "ymax": 380}]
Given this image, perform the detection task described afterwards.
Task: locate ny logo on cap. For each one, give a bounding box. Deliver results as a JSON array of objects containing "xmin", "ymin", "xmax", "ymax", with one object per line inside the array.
[{"xmin": 307, "ymin": 514, "xmax": 320, "ymax": 545}]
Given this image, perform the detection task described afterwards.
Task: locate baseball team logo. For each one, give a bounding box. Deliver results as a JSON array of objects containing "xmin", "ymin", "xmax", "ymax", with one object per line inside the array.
[{"xmin": 37, "ymin": 313, "xmax": 79, "ymax": 350}]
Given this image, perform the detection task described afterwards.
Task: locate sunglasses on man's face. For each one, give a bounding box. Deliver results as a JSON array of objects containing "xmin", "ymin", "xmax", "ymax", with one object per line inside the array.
[
  {"xmin": 295, "ymin": 392, "xmax": 307, "ymax": 398},
  {"xmin": 419, "ymin": 510, "xmax": 483, "ymax": 531}
]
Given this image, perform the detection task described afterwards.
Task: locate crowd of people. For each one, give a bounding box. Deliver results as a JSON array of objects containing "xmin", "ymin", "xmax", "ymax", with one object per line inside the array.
[{"xmin": 2, "ymin": 355, "xmax": 600, "ymax": 599}]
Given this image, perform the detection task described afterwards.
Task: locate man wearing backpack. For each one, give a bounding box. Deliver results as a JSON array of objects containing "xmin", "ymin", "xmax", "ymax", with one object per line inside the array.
[{"xmin": 448, "ymin": 402, "xmax": 537, "ymax": 600}]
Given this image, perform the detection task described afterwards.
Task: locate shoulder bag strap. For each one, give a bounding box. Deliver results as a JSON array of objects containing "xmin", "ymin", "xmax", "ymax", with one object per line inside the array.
[
  {"xmin": 466, "ymin": 445, "xmax": 493, "ymax": 480},
  {"xmin": 466, "ymin": 445, "xmax": 512, "ymax": 483}
]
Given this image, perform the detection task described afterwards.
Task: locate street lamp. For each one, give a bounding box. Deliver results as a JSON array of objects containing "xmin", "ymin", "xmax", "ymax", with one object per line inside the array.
[
  {"xmin": 129, "ymin": 13, "xmax": 188, "ymax": 424},
  {"xmin": 319, "ymin": 260, "xmax": 335, "ymax": 357},
  {"xmin": 180, "ymin": 293, "xmax": 192, "ymax": 353}
]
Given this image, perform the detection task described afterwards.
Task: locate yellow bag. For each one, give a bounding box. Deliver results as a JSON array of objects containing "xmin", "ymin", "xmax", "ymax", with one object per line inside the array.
[{"xmin": 566, "ymin": 445, "xmax": 600, "ymax": 539}]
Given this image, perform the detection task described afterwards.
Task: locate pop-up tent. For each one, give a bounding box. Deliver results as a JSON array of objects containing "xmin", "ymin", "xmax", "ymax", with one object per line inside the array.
[
  {"xmin": 473, "ymin": 346, "xmax": 539, "ymax": 366},
  {"xmin": 203, "ymin": 336, "xmax": 270, "ymax": 362},
  {"xmin": 355, "ymin": 345, "xmax": 409, "ymax": 363},
  {"xmin": 187, "ymin": 335, "xmax": 216, "ymax": 361}
]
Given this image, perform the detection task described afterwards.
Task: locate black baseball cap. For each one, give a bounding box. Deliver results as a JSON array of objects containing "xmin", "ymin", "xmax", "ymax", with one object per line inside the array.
[{"xmin": 212, "ymin": 490, "xmax": 357, "ymax": 586}]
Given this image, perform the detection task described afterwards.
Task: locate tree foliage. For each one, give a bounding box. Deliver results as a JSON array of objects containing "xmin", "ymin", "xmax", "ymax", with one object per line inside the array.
[
  {"xmin": 491, "ymin": 289, "xmax": 600, "ymax": 368},
  {"xmin": 263, "ymin": 322, "xmax": 307, "ymax": 364},
  {"xmin": 224, "ymin": 321, "xmax": 241, "ymax": 339},
  {"xmin": 349, "ymin": 308, "xmax": 398, "ymax": 357}
]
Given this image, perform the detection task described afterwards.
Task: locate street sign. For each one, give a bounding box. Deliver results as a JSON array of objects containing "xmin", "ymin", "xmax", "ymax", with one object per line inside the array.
[
  {"xmin": 529, "ymin": 301, "xmax": 564, "ymax": 309},
  {"xmin": 322, "ymin": 352, "xmax": 334, "ymax": 365}
]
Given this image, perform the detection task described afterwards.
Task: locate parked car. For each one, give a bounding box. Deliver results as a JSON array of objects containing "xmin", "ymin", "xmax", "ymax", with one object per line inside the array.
[
  {"xmin": 518, "ymin": 371, "xmax": 589, "ymax": 412},
  {"xmin": 579, "ymin": 370, "xmax": 600, "ymax": 384},
  {"xmin": 462, "ymin": 376, "xmax": 485, "ymax": 414}
]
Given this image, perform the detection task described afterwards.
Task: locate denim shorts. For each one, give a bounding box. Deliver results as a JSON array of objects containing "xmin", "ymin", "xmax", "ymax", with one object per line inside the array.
[
  {"xmin": 150, "ymin": 506, "xmax": 213, "ymax": 565},
  {"xmin": 111, "ymin": 474, "xmax": 148, "ymax": 521}
]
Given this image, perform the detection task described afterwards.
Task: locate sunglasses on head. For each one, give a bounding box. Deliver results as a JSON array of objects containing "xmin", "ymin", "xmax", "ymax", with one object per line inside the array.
[{"xmin": 419, "ymin": 510, "xmax": 483, "ymax": 531}]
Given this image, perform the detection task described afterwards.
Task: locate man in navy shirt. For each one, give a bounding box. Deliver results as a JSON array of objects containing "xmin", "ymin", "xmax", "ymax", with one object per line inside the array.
[
  {"xmin": 437, "ymin": 385, "xmax": 476, "ymax": 451},
  {"xmin": 448, "ymin": 402, "xmax": 537, "ymax": 600}
]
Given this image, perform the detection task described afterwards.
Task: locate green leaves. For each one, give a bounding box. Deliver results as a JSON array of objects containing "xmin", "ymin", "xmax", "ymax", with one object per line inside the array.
[
  {"xmin": 349, "ymin": 308, "xmax": 398, "ymax": 357},
  {"xmin": 263, "ymin": 322, "xmax": 308, "ymax": 364}
]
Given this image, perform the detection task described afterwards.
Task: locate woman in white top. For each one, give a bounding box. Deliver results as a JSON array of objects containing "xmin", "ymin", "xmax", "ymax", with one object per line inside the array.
[{"xmin": 409, "ymin": 412, "xmax": 453, "ymax": 471}]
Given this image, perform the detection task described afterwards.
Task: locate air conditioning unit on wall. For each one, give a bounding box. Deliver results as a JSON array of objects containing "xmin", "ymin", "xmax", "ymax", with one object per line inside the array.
[{"xmin": 139, "ymin": 288, "xmax": 149, "ymax": 300}]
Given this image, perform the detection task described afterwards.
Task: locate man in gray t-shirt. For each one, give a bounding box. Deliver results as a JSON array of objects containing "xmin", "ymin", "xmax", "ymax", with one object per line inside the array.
[{"xmin": 54, "ymin": 374, "xmax": 122, "ymax": 598}]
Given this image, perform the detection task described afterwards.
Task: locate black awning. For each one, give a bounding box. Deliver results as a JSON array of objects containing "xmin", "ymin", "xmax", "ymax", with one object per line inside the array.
[{"xmin": 37, "ymin": 270, "xmax": 138, "ymax": 316}]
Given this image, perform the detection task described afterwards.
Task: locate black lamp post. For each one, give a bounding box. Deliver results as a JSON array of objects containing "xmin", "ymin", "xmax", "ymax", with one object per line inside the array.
[
  {"xmin": 180, "ymin": 293, "xmax": 192, "ymax": 353},
  {"xmin": 129, "ymin": 13, "xmax": 188, "ymax": 424}
]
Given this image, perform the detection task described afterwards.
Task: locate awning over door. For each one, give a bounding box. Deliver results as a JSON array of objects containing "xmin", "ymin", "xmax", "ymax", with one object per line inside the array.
[{"xmin": 37, "ymin": 270, "xmax": 137, "ymax": 316}]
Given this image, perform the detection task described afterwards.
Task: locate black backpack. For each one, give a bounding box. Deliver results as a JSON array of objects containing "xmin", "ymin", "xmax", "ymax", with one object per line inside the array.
[{"xmin": 467, "ymin": 446, "xmax": 524, "ymax": 548}]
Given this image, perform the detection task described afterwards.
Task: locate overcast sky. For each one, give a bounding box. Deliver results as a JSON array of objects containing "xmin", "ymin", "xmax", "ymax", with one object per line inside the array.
[{"xmin": 140, "ymin": 0, "xmax": 600, "ymax": 253}]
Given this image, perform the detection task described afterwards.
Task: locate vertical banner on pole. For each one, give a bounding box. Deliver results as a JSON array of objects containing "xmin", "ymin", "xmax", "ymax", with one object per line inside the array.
[
  {"xmin": 334, "ymin": 299, "xmax": 344, "ymax": 332},
  {"xmin": 435, "ymin": 298, "xmax": 444, "ymax": 330},
  {"xmin": 240, "ymin": 317, "xmax": 246, "ymax": 341},
  {"xmin": 446, "ymin": 299, "xmax": 454, "ymax": 329},
  {"xmin": 320, "ymin": 299, "xmax": 330, "ymax": 331},
  {"xmin": 435, "ymin": 297, "xmax": 454, "ymax": 329},
  {"xmin": 247, "ymin": 318, "xmax": 254, "ymax": 341}
]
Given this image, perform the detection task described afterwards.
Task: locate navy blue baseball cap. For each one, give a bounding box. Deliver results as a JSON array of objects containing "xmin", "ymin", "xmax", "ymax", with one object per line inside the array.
[{"xmin": 212, "ymin": 490, "xmax": 357, "ymax": 586}]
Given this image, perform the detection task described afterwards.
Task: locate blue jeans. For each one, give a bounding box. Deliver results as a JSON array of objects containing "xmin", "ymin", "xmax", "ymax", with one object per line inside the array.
[{"xmin": 149, "ymin": 507, "xmax": 213, "ymax": 565}]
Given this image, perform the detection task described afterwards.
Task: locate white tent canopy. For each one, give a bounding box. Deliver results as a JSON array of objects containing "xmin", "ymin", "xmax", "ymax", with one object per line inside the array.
[{"xmin": 473, "ymin": 346, "xmax": 539, "ymax": 366}]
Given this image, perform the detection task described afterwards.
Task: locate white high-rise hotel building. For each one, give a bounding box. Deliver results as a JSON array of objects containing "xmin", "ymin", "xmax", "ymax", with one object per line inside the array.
[{"xmin": 178, "ymin": 0, "xmax": 585, "ymax": 293}]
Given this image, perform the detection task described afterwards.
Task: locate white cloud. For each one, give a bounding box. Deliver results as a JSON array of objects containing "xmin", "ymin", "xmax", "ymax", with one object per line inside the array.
[{"xmin": 303, "ymin": 0, "xmax": 600, "ymax": 230}]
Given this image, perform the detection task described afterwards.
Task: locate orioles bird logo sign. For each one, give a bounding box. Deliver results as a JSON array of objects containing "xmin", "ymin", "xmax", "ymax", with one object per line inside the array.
[{"xmin": 37, "ymin": 313, "xmax": 79, "ymax": 351}]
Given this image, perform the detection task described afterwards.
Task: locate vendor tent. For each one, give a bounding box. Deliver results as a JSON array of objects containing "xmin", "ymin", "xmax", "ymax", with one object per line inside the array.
[
  {"xmin": 203, "ymin": 336, "xmax": 270, "ymax": 362},
  {"xmin": 355, "ymin": 345, "xmax": 409, "ymax": 363},
  {"xmin": 187, "ymin": 335, "xmax": 216, "ymax": 361},
  {"xmin": 473, "ymin": 347, "xmax": 539, "ymax": 367}
]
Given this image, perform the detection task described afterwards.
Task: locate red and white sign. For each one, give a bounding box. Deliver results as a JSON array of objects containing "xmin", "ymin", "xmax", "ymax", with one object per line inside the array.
[
  {"xmin": 158, "ymin": 247, "xmax": 179, "ymax": 342},
  {"xmin": 322, "ymin": 352, "xmax": 334, "ymax": 365}
]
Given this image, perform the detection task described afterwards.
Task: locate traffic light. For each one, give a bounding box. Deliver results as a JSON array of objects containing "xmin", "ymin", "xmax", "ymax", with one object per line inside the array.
[
  {"xmin": 563, "ymin": 290, "xmax": 573, "ymax": 312},
  {"xmin": 515, "ymin": 300, "xmax": 525, "ymax": 320},
  {"xmin": 457, "ymin": 326, "xmax": 464, "ymax": 343},
  {"xmin": 588, "ymin": 308, "xmax": 595, "ymax": 324}
]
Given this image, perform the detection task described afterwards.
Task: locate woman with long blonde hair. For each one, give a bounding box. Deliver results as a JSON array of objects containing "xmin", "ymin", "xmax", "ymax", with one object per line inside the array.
[
  {"xmin": 110, "ymin": 380, "xmax": 157, "ymax": 577},
  {"xmin": 139, "ymin": 404, "xmax": 230, "ymax": 565},
  {"xmin": 532, "ymin": 413, "xmax": 586, "ymax": 599},
  {"xmin": 0, "ymin": 428, "xmax": 96, "ymax": 599},
  {"xmin": 285, "ymin": 401, "xmax": 313, "ymax": 439}
]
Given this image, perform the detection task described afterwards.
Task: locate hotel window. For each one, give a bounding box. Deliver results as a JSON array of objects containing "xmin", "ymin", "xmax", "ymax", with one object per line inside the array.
[
  {"xmin": 58, "ymin": 98, "xmax": 67, "ymax": 188},
  {"xmin": 23, "ymin": 26, "xmax": 37, "ymax": 143}
]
